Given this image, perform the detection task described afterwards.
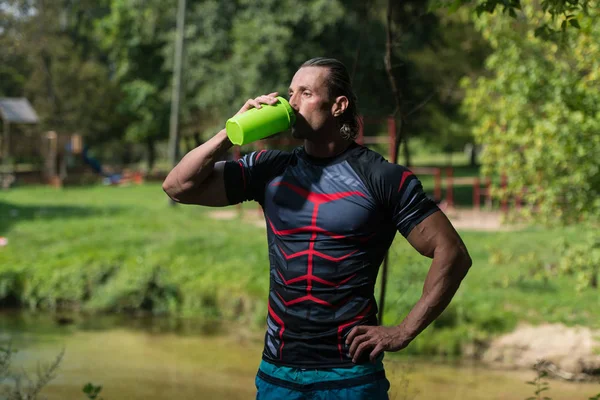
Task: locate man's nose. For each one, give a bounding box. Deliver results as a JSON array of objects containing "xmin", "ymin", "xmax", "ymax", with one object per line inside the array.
[{"xmin": 289, "ymin": 93, "xmax": 299, "ymax": 111}]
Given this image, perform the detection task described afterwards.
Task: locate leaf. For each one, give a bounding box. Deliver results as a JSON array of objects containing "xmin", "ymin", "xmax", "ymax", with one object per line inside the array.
[
  {"xmin": 534, "ymin": 26, "xmax": 546, "ymax": 37},
  {"xmin": 83, "ymin": 383, "xmax": 103, "ymax": 399},
  {"xmin": 475, "ymin": 4, "xmax": 486, "ymax": 16},
  {"xmin": 83, "ymin": 383, "xmax": 94, "ymax": 394},
  {"xmin": 569, "ymin": 19, "xmax": 580, "ymax": 28},
  {"xmin": 448, "ymin": 0, "xmax": 463, "ymax": 13}
]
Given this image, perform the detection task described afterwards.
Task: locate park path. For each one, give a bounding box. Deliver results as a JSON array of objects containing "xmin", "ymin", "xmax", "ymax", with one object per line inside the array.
[{"xmin": 209, "ymin": 206, "xmax": 519, "ymax": 232}]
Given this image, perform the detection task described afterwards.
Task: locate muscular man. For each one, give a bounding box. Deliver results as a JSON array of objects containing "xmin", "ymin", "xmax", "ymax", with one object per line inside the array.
[{"xmin": 163, "ymin": 57, "xmax": 471, "ymax": 399}]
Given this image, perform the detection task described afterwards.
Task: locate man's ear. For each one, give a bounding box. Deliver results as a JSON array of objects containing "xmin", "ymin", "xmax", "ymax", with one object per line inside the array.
[{"xmin": 331, "ymin": 96, "xmax": 349, "ymax": 117}]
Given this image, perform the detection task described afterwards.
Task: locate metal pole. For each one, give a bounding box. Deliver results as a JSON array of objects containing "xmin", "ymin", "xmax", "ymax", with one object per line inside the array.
[
  {"xmin": 378, "ymin": 255, "xmax": 389, "ymax": 325},
  {"xmin": 2, "ymin": 121, "xmax": 10, "ymax": 175},
  {"xmin": 167, "ymin": 0, "xmax": 186, "ymax": 205}
]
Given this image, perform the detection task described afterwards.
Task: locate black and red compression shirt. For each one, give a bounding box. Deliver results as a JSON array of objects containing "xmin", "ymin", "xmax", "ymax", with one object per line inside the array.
[{"xmin": 223, "ymin": 142, "xmax": 439, "ymax": 368}]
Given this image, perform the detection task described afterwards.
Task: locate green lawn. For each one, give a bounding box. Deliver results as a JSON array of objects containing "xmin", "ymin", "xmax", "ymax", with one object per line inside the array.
[{"xmin": 0, "ymin": 184, "xmax": 596, "ymax": 357}]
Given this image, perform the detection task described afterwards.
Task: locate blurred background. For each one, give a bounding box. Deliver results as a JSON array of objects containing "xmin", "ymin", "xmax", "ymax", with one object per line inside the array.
[{"xmin": 0, "ymin": 0, "xmax": 598, "ymax": 399}]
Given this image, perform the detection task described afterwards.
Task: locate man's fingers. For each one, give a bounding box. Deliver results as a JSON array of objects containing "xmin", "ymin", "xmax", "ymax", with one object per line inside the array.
[
  {"xmin": 352, "ymin": 340, "xmax": 375, "ymax": 363},
  {"xmin": 243, "ymin": 98, "xmax": 261, "ymax": 110},
  {"xmin": 369, "ymin": 342, "xmax": 385, "ymax": 363},
  {"xmin": 348, "ymin": 333, "xmax": 370, "ymax": 358},
  {"xmin": 236, "ymin": 93, "xmax": 279, "ymax": 115},
  {"xmin": 257, "ymin": 95, "xmax": 278, "ymax": 105},
  {"xmin": 248, "ymin": 99, "xmax": 262, "ymax": 109},
  {"xmin": 346, "ymin": 325, "xmax": 367, "ymax": 345}
]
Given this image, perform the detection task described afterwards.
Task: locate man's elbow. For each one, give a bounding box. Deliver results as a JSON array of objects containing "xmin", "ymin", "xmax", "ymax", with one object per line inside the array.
[
  {"xmin": 162, "ymin": 174, "xmax": 185, "ymax": 203},
  {"xmin": 453, "ymin": 246, "xmax": 472, "ymax": 276},
  {"xmin": 163, "ymin": 174, "xmax": 202, "ymax": 204},
  {"xmin": 162, "ymin": 178, "xmax": 178, "ymax": 202}
]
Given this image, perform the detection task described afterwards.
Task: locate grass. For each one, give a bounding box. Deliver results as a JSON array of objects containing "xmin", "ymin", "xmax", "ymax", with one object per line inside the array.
[{"xmin": 0, "ymin": 184, "xmax": 597, "ymax": 358}]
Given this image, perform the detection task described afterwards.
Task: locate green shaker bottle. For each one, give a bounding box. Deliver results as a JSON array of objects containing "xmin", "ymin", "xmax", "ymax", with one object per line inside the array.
[{"xmin": 226, "ymin": 96, "xmax": 296, "ymax": 146}]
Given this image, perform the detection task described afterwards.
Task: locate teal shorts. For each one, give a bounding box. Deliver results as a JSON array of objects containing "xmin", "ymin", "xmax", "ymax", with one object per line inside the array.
[{"xmin": 255, "ymin": 358, "xmax": 390, "ymax": 400}]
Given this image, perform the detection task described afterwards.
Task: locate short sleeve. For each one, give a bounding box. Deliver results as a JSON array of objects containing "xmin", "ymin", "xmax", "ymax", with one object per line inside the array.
[
  {"xmin": 390, "ymin": 167, "xmax": 439, "ymax": 237},
  {"xmin": 223, "ymin": 149, "xmax": 290, "ymax": 205}
]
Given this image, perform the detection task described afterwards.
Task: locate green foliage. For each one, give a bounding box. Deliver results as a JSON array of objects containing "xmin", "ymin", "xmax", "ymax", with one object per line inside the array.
[
  {"xmin": 462, "ymin": 3, "xmax": 600, "ymax": 224},
  {"xmin": 180, "ymin": 0, "xmax": 384, "ymax": 134},
  {"xmin": 83, "ymin": 383, "xmax": 103, "ymax": 400},
  {"xmin": 0, "ymin": 1, "xmax": 121, "ymax": 140},
  {"xmin": 0, "ymin": 343, "xmax": 64, "ymax": 400},
  {"xmin": 95, "ymin": 0, "xmax": 173, "ymax": 146},
  {"xmin": 0, "ymin": 6, "xmax": 31, "ymax": 97},
  {"xmin": 431, "ymin": 0, "xmax": 593, "ymax": 37},
  {"xmin": 557, "ymin": 231, "xmax": 600, "ymax": 291},
  {"xmin": 1, "ymin": 0, "xmax": 493, "ymax": 164},
  {"xmin": 525, "ymin": 366, "xmax": 551, "ymax": 400},
  {"xmin": 0, "ymin": 344, "xmax": 103, "ymax": 400}
]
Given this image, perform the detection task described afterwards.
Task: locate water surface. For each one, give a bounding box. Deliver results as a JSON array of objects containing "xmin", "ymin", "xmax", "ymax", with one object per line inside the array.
[{"xmin": 1, "ymin": 312, "xmax": 598, "ymax": 400}]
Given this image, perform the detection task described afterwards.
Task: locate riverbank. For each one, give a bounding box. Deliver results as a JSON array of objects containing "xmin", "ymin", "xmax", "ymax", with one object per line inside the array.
[
  {"xmin": 1, "ymin": 185, "xmax": 598, "ymax": 371},
  {"xmin": 483, "ymin": 323, "xmax": 600, "ymax": 381}
]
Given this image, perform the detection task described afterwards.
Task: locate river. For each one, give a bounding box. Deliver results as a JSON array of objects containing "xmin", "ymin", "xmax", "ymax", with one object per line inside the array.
[{"xmin": 1, "ymin": 311, "xmax": 598, "ymax": 400}]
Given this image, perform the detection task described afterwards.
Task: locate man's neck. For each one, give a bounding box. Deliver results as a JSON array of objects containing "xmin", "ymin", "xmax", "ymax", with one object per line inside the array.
[{"xmin": 303, "ymin": 137, "xmax": 352, "ymax": 159}]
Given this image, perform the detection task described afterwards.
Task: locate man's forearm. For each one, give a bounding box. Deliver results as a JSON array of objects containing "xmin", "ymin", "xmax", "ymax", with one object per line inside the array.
[
  {"xmin": 395, "ymin": 250, "xmax": 471, "ymax": 343},
  {"xmin": 163, "ymin": 129, "xmax": 231, "ymax": 194}
]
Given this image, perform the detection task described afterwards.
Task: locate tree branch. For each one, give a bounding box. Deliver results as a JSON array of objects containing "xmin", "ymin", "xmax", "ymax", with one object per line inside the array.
[
  {"xmin": 404, "ymin": 90, "xmax": 436, "ymax": 119},
  {"xmin": 384, "ymin": 0, "xmax": 402, "ymax": 117}
]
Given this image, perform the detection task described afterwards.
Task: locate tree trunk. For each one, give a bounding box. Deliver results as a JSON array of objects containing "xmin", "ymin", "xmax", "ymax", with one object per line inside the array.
[
  {"xmin": 402, "ymin": 135, "xmax": 411, "ymax": 167},
  {"xmin": 470, "ymin": 145, "xmax": 477, "ymax": 166},
  {"xmin": 121, "ymin": 143, "xmax": 133, "ymax": 166},
  {"xmin": 381, "ymin": 0, "xmax": 404, "ymax": 323},
  {"xmin": 146, "ymin": 138, "xmax": 156, "ymax": 171}
]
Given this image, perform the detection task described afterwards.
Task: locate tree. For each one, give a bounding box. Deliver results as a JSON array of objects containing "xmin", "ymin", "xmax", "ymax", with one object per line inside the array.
[
  {"xmin": 1, "ymin": 1, "xmax": 121, "ymax": 145},
  {"xmin": 0, "ymin": 3, "xmax": 32, "ymax": 98},
  {"xmin": 96, "ymin": 0, "xmax": 176, "ymax": 169},
  {"xmin": 179, "ymin": 0, "xmax": 389, "ymax": 137},
  {"xmin": 180, "ymin": 0, "xmax": 489, "ymax": 168},
  {"xmin": 378, "ymin": 0, "xmax": 491, "ymax": 166},
  {"xmin": 461, "ymin": 2, "xmax": 600, "ymax": 223},
  {"xmin": 431, "ymin": 0, "xmax": 593, "ymax": 37}
]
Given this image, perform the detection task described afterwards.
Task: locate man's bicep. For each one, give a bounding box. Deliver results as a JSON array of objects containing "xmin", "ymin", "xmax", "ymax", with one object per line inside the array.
[
  {"xmin": 176, "ymin": 161, "xmax": 230, "ymax": 206},
  {"xmin": 406, "ymin": 211, "xmax": 465, "ymax": 259}
]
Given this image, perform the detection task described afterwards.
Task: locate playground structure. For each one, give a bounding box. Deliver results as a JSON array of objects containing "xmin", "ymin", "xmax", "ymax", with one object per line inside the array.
[
  {"xmin": 41, "ymin": 132, "xmax": 144, "ymax": 187},
  {"xmin": 0, "ymin": 98, "xmax": 39, "ymax": 188},
  {"xmin": 0, "ymin": 97, "xmax": 145, "ymax": 188}
]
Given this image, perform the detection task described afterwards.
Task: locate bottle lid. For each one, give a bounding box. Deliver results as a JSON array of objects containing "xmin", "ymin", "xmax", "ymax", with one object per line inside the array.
[{"xmin": 277, "ymin": 96, "xmax": 296, "ymax": 126}]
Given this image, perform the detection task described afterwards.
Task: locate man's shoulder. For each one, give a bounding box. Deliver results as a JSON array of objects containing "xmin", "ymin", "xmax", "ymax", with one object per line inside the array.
[
  {"xmin": 349, "ymin": 145, "xmax": 410, "ymax": 179},
  {"xmin": 238, "ymin": 148, "xmax": 294, "ymax": 168}
]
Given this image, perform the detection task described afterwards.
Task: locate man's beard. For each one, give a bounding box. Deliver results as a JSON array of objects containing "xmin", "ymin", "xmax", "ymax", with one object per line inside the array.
[
  {"xmin": 291, "ymin": 119, "xmax": 317, "ymax": 140},
  {"xmin": 291, "ymin": 126, "xmax": 307, "ymax": 139}
]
